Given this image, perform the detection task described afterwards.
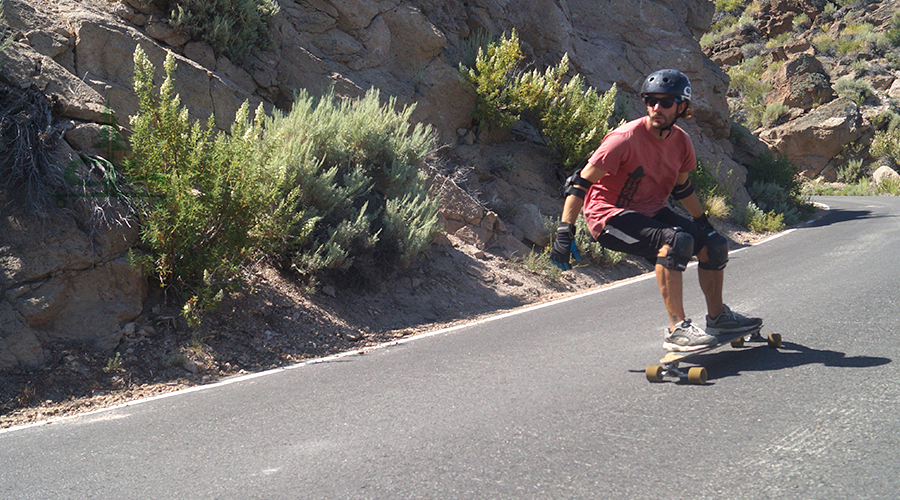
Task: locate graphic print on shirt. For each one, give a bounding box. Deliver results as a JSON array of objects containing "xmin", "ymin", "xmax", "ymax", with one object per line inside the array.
[{"xmin": 615, "ymin": 166, "xmax": 645, "ymax": 208}]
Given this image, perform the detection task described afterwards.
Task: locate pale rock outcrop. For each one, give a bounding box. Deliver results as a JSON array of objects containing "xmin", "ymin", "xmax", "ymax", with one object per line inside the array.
[{"xmin": 873, "ymin": 165, "xmax": 900, "ymax": 186}]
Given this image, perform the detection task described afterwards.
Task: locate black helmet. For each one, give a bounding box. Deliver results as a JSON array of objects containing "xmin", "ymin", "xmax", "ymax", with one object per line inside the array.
[{"xmin": 641, "ymin": 69, "xmax": 692, "ymax": 103}]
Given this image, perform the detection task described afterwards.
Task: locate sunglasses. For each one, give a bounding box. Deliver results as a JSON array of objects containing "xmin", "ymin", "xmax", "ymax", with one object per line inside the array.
[{"xmin": 643, "ymin": 96, "xmax": 680, "ymax": 109}]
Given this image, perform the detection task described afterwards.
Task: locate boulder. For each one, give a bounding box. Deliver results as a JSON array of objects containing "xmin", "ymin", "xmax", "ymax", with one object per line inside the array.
[
  {"xmin": 512, "ymin": 204, "xmax": 551, "ymax": 248},
  {"xmin": 424, "ymin": 165, "xmax": 501, "ymax": 251},
  {"xmin": 766, "ymin": 54, "xmax": 834, "ymax": 111},
  {"xmin": 754, "ymin": 0, "xmax": 823, "ymax": 37},
  {"xmin": 758, "ymin": 98, "xmax": 863, "ymax": 178},
  {"xmin": 873, "ymin": 165, "xmax": 900, "ymax": 185}
]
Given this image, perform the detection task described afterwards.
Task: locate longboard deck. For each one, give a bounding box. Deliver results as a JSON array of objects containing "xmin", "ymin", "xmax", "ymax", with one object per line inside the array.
[
  {"xmin": 647, "ymin": 327, "xmax": 782, "ymax": 384},
  {"xmin": 659, "ymin": 329, "xmax": 752, "ymax": 365}
]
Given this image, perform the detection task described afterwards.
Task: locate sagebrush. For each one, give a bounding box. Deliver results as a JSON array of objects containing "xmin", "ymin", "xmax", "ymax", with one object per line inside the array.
[
  {"xmin": 264, "ymin": 87, "xmax": 440, "ymax": 280},
  {"xmin": 155, "ymin": 0, "xmax": 278, "ymax": 62},
  {"xmin": 125, "ymin": 47, "xmax": 440, "ymax": 322}
]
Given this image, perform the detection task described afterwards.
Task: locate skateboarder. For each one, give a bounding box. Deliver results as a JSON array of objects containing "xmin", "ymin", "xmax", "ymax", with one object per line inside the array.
[{"xmin": 550, "ymin": 69, "xmax": 761, "ymax": 352}]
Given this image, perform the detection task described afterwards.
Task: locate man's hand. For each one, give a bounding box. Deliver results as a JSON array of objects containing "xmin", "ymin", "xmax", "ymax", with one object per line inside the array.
[
  {"xmin": 550, "ymin": 223, "xmax": 581, "ymax": 271},
  {"xmin": 694, "ymin": 213, "xmax": 717, "ymax": 237}
]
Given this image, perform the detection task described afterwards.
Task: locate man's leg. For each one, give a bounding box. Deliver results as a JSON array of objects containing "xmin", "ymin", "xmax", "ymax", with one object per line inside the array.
[
  {"xmin": 697, "ymin": 243, "xmax": 763, "ymax": 334},
  {"xmin": 600, "ymin": 213, "xmax": 694, "ymax": 328},
  {"xmin": 656, "ymin": 244, "xmax": 686, "ymax": 330},
  {"xmin": 696, "ymin": 247, "xmax": 724, "ymax": 319},
  {"xmin": 656, "ymin": 241, "xmax": 716, "ymax": 351},
  {"xmin": 597, "ymin": 211, "xmax": 715, "ymax": 350}
]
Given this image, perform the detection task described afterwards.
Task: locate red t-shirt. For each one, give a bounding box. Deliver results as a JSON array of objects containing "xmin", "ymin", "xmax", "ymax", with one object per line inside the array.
[{"xmin": 581, "ymin": 117, "xmax": 696, "ymax": 239}]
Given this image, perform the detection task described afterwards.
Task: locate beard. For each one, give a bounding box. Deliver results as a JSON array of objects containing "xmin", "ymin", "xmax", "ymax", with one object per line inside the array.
[{"xmin": 647, "ymin": 111, "xmax": 676, "ymax": 131}]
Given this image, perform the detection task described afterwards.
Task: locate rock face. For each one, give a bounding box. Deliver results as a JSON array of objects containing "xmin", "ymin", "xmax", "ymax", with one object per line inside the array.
[
  {"xmin": 0, "ymin": 0, "xmax": 752, "ymax": 369},
  {"xmin": 3, "ymin": 0, "xmax": 746, "ymax": 187},
  {"xmin": 0, "ymin": 204, "xmax": 147, "ymax": 368}
]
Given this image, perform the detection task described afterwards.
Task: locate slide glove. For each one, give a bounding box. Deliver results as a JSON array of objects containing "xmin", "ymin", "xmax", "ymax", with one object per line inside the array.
[
  {"xmin": 694, "ymin": 213, "xmax": 719, "ymax": 238},
  {"xmin": 549, "ymin": 223, "xmax": 581, "ymax": 271}
]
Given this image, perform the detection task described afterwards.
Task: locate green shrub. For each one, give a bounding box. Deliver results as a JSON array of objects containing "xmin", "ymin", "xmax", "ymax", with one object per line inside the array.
[
  {"xmin": 834, "ymin": 77, "xmax": 874, "ymax": 105},
  {"xmin": 811, "ymin": 31, "xmax": 838, "ymax": 55},
  {"xmin": 744, "ymin": 151, "xmax": 811, "ymax": 227},
  {"xmin": 877, "ymin": 174, "xmax": 900, "ymax": 195},
  {"xmin": 765, "ymin": 33, "xmax": 792, "ymax": 50},
  {"xmin": 871, "ymin": 126, "xmax": 900, "ymax": 169},
  {"xmin": 813, "ymin": 21, "xmax": 886, "ymax": 57},
  {"xmin": 517, "ymin": 247, "xmax": 562, "ymax": 281},
  {"xmin": 264, "ymin": 87, "xmax": 440, "ymax": 279},
  {"xmin": 871, "ymin": 108, "xmax": 900, "ymax": 131},
  {"xmin": 691, "ymin": 160, "xmax": 732, "ymax": 219},
  {"xmin": 746, "ymin": 151, "xmax": 800, "ymax": 198},
  {"xmin": 742, "ymin": 202, "xmax": 785, "ymax": 233},
  {"xmin": 512, "ymin": 53, "xmax": 620, "ymax": 170},
  {"xmin": 460, "ymin": 29, "xmax": 621, "ymax": 171},
  {"xmin": 837, "ymin": 158, "xmax": 867, "ymax": 183},
  {"xmin": 761, "ymin": 102, "xmax": 790, "ymax": 127},
  {"xmin": 126, "ymin": 46, "xmax": 301, "ymax": 324},
  {"xmin": 456, "ymin": 28, "xmax": 495, "ymax": 69},
  {"xmin": 869, "ymin": 111, "xmax": 900, "ymax": 169},
  {"xmin": 727, "ymin": 56, "xmax": 771, "ymax": 129},
  {"xmin": 887, "ymin": 12, "xmax": 900, "ymax": 46},
  {"xmin": 803, "ymin": 175, "xmax": 900, "ymax": 197},
  {"xmin": 158, "ymin": 0, "xmax": 279, "ymax": 63},
  {"xmin": 459, "ymin": 30, "xmax": 524, "ymax": 131},
  {"xmin": 714, "ymin": 0, "xmax": 745, "ymax": 12},
  {"xmin": 746, "ymin": 181, "xmax": 806, "ymax": 226},
  {"xmin": 794, "ymin": 13, "xmax": 811, "ymax": 31}
]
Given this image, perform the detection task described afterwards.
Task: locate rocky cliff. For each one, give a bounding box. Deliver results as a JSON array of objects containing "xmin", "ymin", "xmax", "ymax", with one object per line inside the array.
[
  {"xmin": 705, "ymin": 0, "xmax": 900, "ymax": 180},
  {"xmin": 1, "ymin": 0, "xmax": 754, "ymax": 370}
]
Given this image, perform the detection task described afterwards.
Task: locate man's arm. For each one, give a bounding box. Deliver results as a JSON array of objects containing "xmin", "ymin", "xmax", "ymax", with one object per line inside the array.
[
  {"xmin": 550, "ymin": 163, "xmax": 608, "ymax": 270},
  {"xmin": 560, "ymin": 163, "xmax": 608, "ymax": 223},
  {"xmin": 673, "ymin": 171, "xmax": 705, "ymax": 219}
]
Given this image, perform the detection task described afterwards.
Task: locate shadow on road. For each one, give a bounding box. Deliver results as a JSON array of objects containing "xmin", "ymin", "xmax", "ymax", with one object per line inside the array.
[
  {"xmin": 804, "ymin": 208, "xmax": 883, "ymax": 229},
  {"xmin": 683, "ymin": 339, "xmax": 892, "ymax": 384}
]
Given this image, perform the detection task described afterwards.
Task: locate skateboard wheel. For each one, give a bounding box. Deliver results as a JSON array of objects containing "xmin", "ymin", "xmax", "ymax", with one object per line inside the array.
[
  {"xmin": 646, "ymin": 365, "xmax": 664, "ymax": 382},
  {"xmin": 767, "ymin": 333, "xmax": 783, "ymax": 348},
  {"xmin": 730, "ymin": 338, "xmax": 745, "ymax": 348},
  {"xmin": 687, "ymin": 367, "xmax": 707, "ymax": 385}
]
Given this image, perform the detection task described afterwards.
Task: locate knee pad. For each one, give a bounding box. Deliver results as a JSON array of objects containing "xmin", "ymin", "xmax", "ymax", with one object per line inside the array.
[
  {"xmin": 656, "ymin": 230, "xmax": 693, "ymax": 271},
  {"xmin": 699, "ymin": 233, "xmax": 729, "ymax": 270}
]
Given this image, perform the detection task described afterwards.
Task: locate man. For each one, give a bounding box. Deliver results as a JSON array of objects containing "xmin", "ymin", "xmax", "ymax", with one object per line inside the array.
[{"xmin": 550, "ymin": 69, "xmax": 761, "ymax": 352}]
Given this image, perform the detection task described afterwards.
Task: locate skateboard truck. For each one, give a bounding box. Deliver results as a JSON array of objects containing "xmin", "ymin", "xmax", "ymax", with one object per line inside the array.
[{"xmin": 646, "ymin": 329, "xmax": 782, "ymax": 385}]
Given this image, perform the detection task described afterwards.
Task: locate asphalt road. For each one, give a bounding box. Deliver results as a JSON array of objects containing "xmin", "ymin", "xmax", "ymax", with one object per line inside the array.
[{"xmin": 2, "ymin": 196, "xmax": 899, "ymax": 499}]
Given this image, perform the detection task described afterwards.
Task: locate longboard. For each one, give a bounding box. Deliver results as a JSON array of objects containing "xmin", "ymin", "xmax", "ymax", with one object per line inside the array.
[{"xmin": 645, "ymin": 328, "xmax": 782, "ymax": 384}]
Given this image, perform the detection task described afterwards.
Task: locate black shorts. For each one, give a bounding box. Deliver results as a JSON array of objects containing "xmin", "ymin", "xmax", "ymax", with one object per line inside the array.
[{"xmin": 595, "ymin": 207, "xmax": 706, "ymax": 262}]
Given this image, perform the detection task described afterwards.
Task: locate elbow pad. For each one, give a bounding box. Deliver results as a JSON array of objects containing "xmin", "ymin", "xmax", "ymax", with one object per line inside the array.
[
  {"xmin": 564, "ymin": 172, "xmax": 593, "ymax": 199},
  {"xmin": 671, "ymin": 179, "xmax": 694, "ymax": 200}
]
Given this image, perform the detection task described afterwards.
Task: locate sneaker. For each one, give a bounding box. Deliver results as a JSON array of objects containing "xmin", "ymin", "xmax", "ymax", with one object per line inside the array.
[
  {"xmin": 705, "ymin": 305, "xmax": 763, "ymax": 337},
  {"xmin": 663, "ymin": 319, "xmax": 717, "ymax": 352}
]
